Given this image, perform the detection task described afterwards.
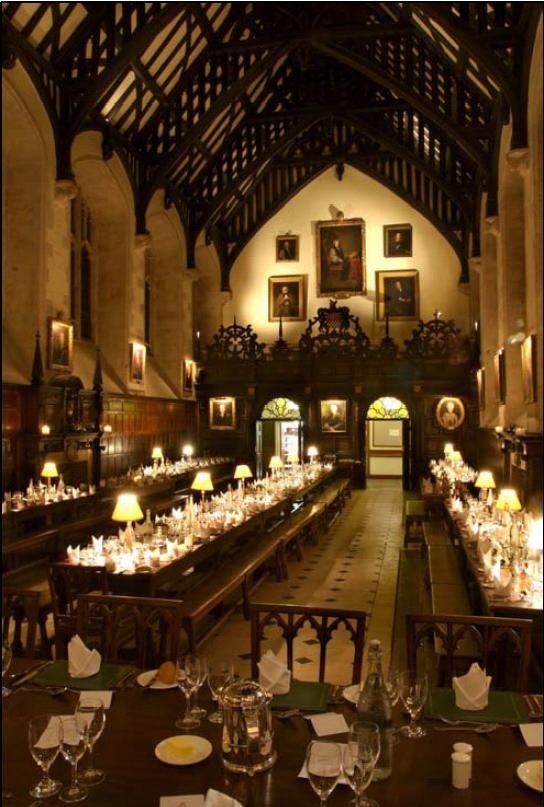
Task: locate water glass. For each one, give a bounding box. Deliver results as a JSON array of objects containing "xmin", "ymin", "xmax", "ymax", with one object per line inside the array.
[
  {"xmin": 28, "ymin": 714, "xmax": 63, "ymax": 798},
  {"xmin": 175, "ymin": 653, "xmax": 202, "ymax": 730},
  {"xmin": 59, "ymin": 715, "xmax": 88, "ymax": 802},
  {"xmin": 347, "ymin": 721, "xmax": 381, "ymax": 806},
  {"xmin": 343, "ymin": 742, "xmax": 375, "ymax": 807},
  {"xmin": 306, "ymin": 740, "xmax": 342, "ymax": 806},
  {"xmin": 2, "ymin": 640, "xmax": 12, "ymax": 697},
  {"xmin": 398, "ymin": 671, "xmax": 428, "ymax": 738},
  {"xmin": 76, "ymin": 699, "xmax": 106, "ymax": 785},
  {"xmin": 207, "ymin": 657, "xmax": 234, "ymax": 724},
  {"xmin": 189, "ymin": 653, "xmax": 209, "ymax": 719}
]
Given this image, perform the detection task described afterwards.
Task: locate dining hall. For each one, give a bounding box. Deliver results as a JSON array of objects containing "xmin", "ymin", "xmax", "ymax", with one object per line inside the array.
[{"xmin": 2, "ymin": 3, "xmax": 543, "ymax": 805}]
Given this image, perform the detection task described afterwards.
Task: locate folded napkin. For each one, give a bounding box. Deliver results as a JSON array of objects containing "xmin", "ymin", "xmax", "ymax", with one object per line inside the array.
[
  {"xmin": 159, "ymin": 792, "xmax": 242, "ymax": 807},
  {"xmin": 258, "ymin": 649, "xmax": 291, "ymax": 695},
  {"xmin": 68, "ymin": 634, "xmax": 102, "ymax": 678},
  {"xmin": 66, "ymin": 544, "xmax": 80, "ymax": 565},
  {"xmin": 205, "ymin": 790, "xmax": 243, "ymax": 807},
  {"xmin": 92, "ymin": 534, "xmax": 103, "ymax": 554},
  {"xmin": 453, "ymin": 663, "xmax": 491, "ymax": 711}
]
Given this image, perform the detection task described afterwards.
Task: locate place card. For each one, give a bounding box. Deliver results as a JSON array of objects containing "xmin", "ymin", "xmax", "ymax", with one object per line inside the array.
[
  {"xmin": 79, "ymin": 690, "xmax": 113, "ymax": 709},
  {"xmin": 299, "ymin": 746, "xmax": 349, "ymax": 785},
  {"xmin": 160, "ymin": 797, "xmax": 205, "ymax": 807},
  {"xmin": 310, "ymin": 712, "xmax": 349, "ymax": 737},
  {"xmin": 519, "ymin": 723, "xmax": 543, "ymax": 747}
]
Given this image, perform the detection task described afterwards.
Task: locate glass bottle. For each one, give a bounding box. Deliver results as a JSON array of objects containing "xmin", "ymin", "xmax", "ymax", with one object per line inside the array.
[
  {"xmin": 356, "ymin": 638, "xmax": 393, "ymax": 779},
  {"xmin": 143, "ymin": 509, "xmax": 154, "ymax": 544}
]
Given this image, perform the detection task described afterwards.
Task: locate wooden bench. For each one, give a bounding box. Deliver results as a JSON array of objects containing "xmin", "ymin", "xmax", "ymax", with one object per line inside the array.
[
  {"xmin": 276, "ymin": 501, "xmax": 327, "ymax": 577},
  {"xmin": 404, "ymin": 499, "xmax": 426, "ymax": 546},
  {"xmin": 315, "ymin": 477, "xmax": 351, "ymax": 529}
]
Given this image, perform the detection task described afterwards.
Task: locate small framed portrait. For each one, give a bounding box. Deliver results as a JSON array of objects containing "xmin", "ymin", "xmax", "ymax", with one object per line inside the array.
[
  {"xmin": 316, "ymin": 218, "xmax": 366, "ymax": 297},
  {"xmin": 384, "ymin": 223, "xmax": 412, "ymax": 257},
  {"xmin": 209, "ymin": 396, "xmax": 236, "ymax": 430},
  {"xmin": 276, "ymin": 235, "xmax": 299, "ymax": 262},
  {"xmin": 268, "ymin": 275, "xmax": 305, "ymax": 321},
  {"xmin": 320, "ymin": 399, "xmax": 348, "ymax": 433},
  {"xmin": 476, "ymin": 368, "xmax": 486, "ymax": 411},
  {"xmin": 435, "ymin": 396, "xmax": 465, "ymax": 431},
  {"xmin": 494, "ymin": 349, "xmax": 506, "ymax": 403},
  {"xmin": 183, "ymin": 359, "xmax": 194, "ymax": 394},
  {"xmin": 376, "ymin": 269, "xmax": 419, "ymax": 321},
  {"xmin": 47, "ymin": 317, "xmax": 73, "ymax": 372},
  {"xmin": 129, "ymin": 342, "xmax": 146, "ymax": 384},
  {"xmin": 521, "ymin": 334, "xmax": 536, "ymax": 403}
]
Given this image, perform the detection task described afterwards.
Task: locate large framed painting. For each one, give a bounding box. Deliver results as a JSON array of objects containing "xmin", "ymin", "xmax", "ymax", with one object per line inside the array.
[
  {"xmin": 47, "ymin": 317, "xmax": 73, "ymax": 372},
  {"xmin": 320, "ymin": 399, "xmax": 347, "ymax": 433},
  {"xmin": 268, "ymin": 275, "xmax": 305, "ymax": 321},
  {"xmin": 182, "ymin": 359, "xmax": 194, "ymax": 394},
  {"xmin": 376, "ymin": 269, "xmax": 419, "ymax": 321},
  {"xmin": 129, "ymin": 342, "xmax": 146, "ymax": 384},
  {"xmin": 209, "ymin": 396, "xmax": 236, "ymax": 430},
  {"xmin": 435, "ymin": 396, "xmax": 465, "ymax": 431},
  {"xmin": 383, "ymin": 223, "xmax": 412, "ymax": 257},
  {"xmin": 276, "ymin": 235, "xmax": 299, "ymax": 262},
  {"xmin": 521, "ymin": 334, "xmax": 536, "ymax": 403},
  {"xmin": 316, "ymin": 218, "xmax": 366, "ymax": 298},
  {"xmin": 494, "ymin": 349, "xmax": 506, "ymax": 403}
]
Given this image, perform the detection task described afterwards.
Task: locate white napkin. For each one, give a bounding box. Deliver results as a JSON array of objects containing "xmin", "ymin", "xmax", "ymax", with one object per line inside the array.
[
  {"xmin": 453, "ymin": 663, "xmax": 491, "ymax": 710},
  {"xmin": 258, "ymin": 649, "xmax": 291, "ymax": 694},
  {"xmin": 66, "ymin": 544, "xmax": 80, "ymax": 564},
  {"xmin": 310, "ymin": 712, "xmax": 349, "ymax": 737},
  {"xmin": 205, "ymin": 790, "xmax": 243, "ymax": 807},
  {"xmin": 92, "ymin": 535, "xmax": 103, "ymax": 554},
  {"xmin": 160, "ymin": 798, "xmax": 204, "ymax": 807},
  {"xmin": 79, "ymin": 690, "xmax": 113, "ymax": 709},
  {"xmin": 68, "ymin": 634, "xmax": 101, "ymax": 678},
  {"xmin": 519, "ymin": 724, "xmax": 543, "ymax": 747}
]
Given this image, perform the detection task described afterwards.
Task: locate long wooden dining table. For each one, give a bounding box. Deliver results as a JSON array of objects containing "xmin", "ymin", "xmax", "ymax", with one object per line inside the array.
[{"xmin": 3, "ymin": 668, "xmax": 541, "ymax": 807}]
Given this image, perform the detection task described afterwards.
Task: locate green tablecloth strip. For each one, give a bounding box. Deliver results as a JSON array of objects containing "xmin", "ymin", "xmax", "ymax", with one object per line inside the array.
[
  {"xmin": 32, "ymin": 661, "xmax": 134, "ymax": 690},
  {"xmin": 425, "ymin": 687, "xmax": 528, "ymax": 724},
  {"xmin": 271, "ymin": 680, "xmax": 331, "ymax": 712}
]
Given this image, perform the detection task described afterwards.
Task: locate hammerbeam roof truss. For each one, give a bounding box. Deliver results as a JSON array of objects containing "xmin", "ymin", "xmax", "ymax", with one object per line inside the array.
[{"xmin": 3, "ymin": 2, "xmax": 540, "ymax": 285}]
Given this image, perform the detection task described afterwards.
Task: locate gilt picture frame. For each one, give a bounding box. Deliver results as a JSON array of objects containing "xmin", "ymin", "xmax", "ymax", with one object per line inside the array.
[
  {"xmin": 209, "ymin": 397, "xmax": 236, "ymax": 430},
  {"xmin": 320, "ymin": 399, "xmax": 348, "ymax": 433},
  {"xmin": 268, "ymin": 275, "xmax": 305, "ymax": 322},
  {"xmin": 47, "ymin": 317, "xmax": 74, "ymax": 372},
  {"xmin": 376, "ymin": 269, "xmax": 419, "ymax": 321},
  {"xmin": 183, "ymin": 359, "xmax": 194, "ymax": 394},
  {"xmin": 276, "ymin": 235, "xmax": 299, "ymax": 262},
  {"xmin": 435, "ymin": 396, "xmax": 465, "ymax": 431},
  {"xmin": 129, "ymin": 342, "xmax": 146, "ymax": 384},
  {"xmin": 384, "ymin": 223, "xmax": 412, "ymax": 257},
  {"xmin": 316, "ymin": 218, "xmax": 366, "ymax": 298}
]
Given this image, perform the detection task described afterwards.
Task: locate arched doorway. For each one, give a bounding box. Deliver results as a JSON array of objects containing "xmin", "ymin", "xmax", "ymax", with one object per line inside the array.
[
  {"xmin": 365, "ymin": 396, "xmax": 410, "ymax": 488},
  {"xmin": 255, "ymin": 398, "xmax": 302, "ymax": 478}
]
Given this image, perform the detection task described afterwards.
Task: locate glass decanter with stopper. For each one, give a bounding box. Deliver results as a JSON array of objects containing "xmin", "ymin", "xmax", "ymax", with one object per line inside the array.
[{"xmin": 356, "ymin": 638, "xmax": 393, "ymax": 779}]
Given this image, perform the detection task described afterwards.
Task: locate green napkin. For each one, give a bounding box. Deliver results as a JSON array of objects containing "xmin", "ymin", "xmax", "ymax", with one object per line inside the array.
[
  {"xmin": 32, "ymin": 661, "xmax": 133, "ymax": 690},
  {"xmin": 425, "ymin": 687, "xmax": 528, "ymax": 724},
  {"xmin": 271, "ymin": 680, "xmax": 331, "ymax": 712}
]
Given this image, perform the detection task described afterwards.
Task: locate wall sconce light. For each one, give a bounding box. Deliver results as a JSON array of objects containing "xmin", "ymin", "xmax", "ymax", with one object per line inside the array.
[
  {"xmin": 102, "ymin": 424, "xmax": 112, "ymax": 434},
  {"xmin": 111, "ymin": 493, "xmax": 143, "ymax": 551},
  {"xmin": 191, "ymin": 471, "xmax": 213, "ymax": 504},
  {"xmin": 40, "ymin": 461, "xmax": 58, "ymax": 489}
]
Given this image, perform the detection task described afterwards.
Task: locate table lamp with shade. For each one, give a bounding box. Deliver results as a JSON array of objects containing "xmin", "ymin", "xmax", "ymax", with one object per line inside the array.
[
  {"xmin": 286, "ymin": 453, "xmax": 299, "ymax": 466},
  {"xmin": 448, "ymin": 450, "xmax": 463, "ymax": 466},
  {"xmin": 41, "ymin": 461, "xmax": 58, "ymax": 490},
  {"xmin": 307, "ymin": 446, "xmax": 318, "ymax": 463},
  {"xmin": 191, "ymin": 471, "xmax": 214, "ymax": 505},
  {"xmin": 474, "ymin": 470, "xmax": 496, "ymax": 503},
  {"xmin": 112, "ymin": 493, "xmax": 143, "ymax": 551},
  {"xmin": 268, "ymin": 456, "xmax": 284, "ymax": 477},
  {"xmin": 444, "ymin": 443, "xmax": 454, "ymax": 457},
  {"xmin": 152, "ymin": 446, "xmax": 163, "ymax": 464},
  {"xmin": 182, "ymin": 444, "xmax": 194, "ymax": 460},
  {"xmin": 495, "ymin": 488, "xmax": 523, "ymax": 537},
  {"xmin": 233, "ymin": 464, "xmax": 253, "ymax": 494}
]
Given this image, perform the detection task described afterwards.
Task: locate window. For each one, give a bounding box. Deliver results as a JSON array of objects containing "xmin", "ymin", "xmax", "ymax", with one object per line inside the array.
[
  {"xmin": 144, "ymin": 247, "xmax": 153, "ymax": 355},
  {"xmin": 70, "ymin": 195, "xmax": 94, "ymax": 341}
]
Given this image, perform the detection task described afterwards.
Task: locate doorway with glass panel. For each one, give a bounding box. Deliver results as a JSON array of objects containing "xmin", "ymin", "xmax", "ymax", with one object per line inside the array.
[
  {"xmin": 255, "ymin": 397, "xmax": 303, "ymax": 479},
  {"xmin": 365, "ymin": 396, "xmax": 410, "ymax": 485}
]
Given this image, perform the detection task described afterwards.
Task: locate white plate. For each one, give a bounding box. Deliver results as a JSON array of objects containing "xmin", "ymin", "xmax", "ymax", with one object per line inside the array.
[
  {"xmin": 155, "ymin": 735, "xmax": 212, "ymax": 766},
  {"xmin": 342, "ymin": 684, "xmax": 361, "ymax": 705},
  {"xmin": 137, "ymin": 669, "xmax": 177, "ymax": 690},
  {"xmin": 517, "ymin": 760, "xmax": 543, "ymax": 793}
]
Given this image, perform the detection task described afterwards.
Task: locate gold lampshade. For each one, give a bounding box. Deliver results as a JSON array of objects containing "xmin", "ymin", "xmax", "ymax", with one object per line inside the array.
[
  {"xmin": 151, "ymin": 446, "xmax": 163, "ymax": 460},
  {"xmin": 495, "ymin": 488, "xmax": 522, "ymax": 512},
  {"xmin": 286, "ymin": 453, "xmax": 299, "ymax": 464},
  {"xmin": 234, "ymin": 464, "xmax": 253, "ymax": 480},
  {"xmin": 449, "ymin": 451, "xmax": 463, "ymax": 462},
  {"xmin": 443, "ymin": 443, "xmax": 454, "ymax": 456},
  {"xmin": 269, "ymin": 456, "xmax": 284, "ymax": 470},
  {"xmin": 307, "ymin": 446, "xmax": 318, "ymax": 458},
  {"xmin": 474, "ymin": 471, "xmax": 496, "ymax": 489},
  {"xmin": 191, "ymin": 471, "xmax": 214, "ymax": 492},
  {"xmin": 111, "ymin": 493, "xmax": 144, "ymax": 522},
  {"xmin": 41, "ymin": 461, "xmax": 59, "ymax": 479}
]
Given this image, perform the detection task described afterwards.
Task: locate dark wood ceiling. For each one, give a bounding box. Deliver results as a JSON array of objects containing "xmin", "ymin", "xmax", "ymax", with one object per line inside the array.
[{"xmin": 3, "ymin": 3, "xmax": 541, "ymax": 288}]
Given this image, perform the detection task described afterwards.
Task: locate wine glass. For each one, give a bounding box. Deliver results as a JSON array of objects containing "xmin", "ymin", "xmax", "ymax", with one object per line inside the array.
[
  {"xmin": 207, "ymin": 657, "xmax": 234, "ymax": 724},
  {"xmin": 385, "ymin": 667, "xmax": 400, "ymax": 747},
  {"xmin": 2, "ymin": 640, "xmax": 12, "ymax": 697},
  {"xmin": 28, "ymin": 714, "xmax": 63, "ymax": 798},
  {"xmin": 343, "ymin": 742, "xmax": 376, "ymax": 807},
  {"xmin": 305, "ymin": 740, "xmax": 342, "ymax": 806},
  {"xmin": 398, "ymin": 671, "xmax": 428, "ymax": 738},
  {"xmin": 76, "ymin": 698, "xmax": 106, "ymax": 785},
  {"xmin": 347, "ymin": 721, "xmax": 381, "ymax": 807},
  {"xmin": 175, "ymin": 653, "xmax": 202, "ymax": 730},
  {"xmin": 59, "ymin": 715, "xmax": 88, "ymax": 802},
  {"xmin": 189, "ymin": 653, "xmax": 209, "ymax": 719}
]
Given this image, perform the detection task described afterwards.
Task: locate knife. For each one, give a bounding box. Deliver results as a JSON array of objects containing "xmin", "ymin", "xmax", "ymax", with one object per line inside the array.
[{"xmin": 11, "ymin": 660, "xmax": 52, "ymax": 687}]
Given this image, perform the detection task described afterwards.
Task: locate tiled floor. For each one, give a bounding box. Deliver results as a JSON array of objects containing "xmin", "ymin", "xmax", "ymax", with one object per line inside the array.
[{"xmin": 202, "ymin": 479, "xmax": 406, "ymax": 684}]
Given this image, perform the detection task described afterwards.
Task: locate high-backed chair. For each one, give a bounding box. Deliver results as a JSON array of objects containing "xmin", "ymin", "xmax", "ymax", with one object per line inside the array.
[
  {"xmin": 76, "ymin": 593, "xmax": 185, "ymax": 668},
  {"xmin": 406, "ymin": 613, "xmax": 533, "ymax": 692},
  {"xmin": 250, "ymin": 602, "xmax": 367, "ymax": 685},
  {"xmin": 2, "ymin": 587, "xmax": 41, "ymax": 658},
  {"xmin": 48, "ymin": 563, "xmax": 109, "ymax": 658}
]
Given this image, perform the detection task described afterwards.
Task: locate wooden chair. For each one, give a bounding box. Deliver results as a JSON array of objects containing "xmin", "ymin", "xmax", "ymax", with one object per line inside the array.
[
  {"xmin": 406, "ymin": 613, "xmax": 533, "ymax": 692},
  {"xmin": 48, "ymin": 563, "xmax": 109, "ymax": 658},
  {"xmin": 76, "ymin": 593, "xmax": 185, "ymax": 668},
  {"xmin": 250, "ymin": 602, "xmax": 367, "ymax": 685},
  {"xmin": 2, "ymin": 587, "xmax": 41, "ymax": 658}
]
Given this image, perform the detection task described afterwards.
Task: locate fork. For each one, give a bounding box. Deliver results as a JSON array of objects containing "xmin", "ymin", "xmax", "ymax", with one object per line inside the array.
[{"xmin": 434, "ymin": 723, "xmax": 499, "ymax": 734}]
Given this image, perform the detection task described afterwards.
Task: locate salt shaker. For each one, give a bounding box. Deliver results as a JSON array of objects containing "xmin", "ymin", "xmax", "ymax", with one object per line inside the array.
[
  {"xmin": 453, "ymin": 742, "xmax": 473, "ymax": 779},
  {"xmin": 451, "ymin": 751, "xmax": 471, "ymax": 789}
]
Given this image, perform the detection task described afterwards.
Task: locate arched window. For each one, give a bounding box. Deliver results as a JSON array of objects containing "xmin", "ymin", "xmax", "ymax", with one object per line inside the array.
[
  {"xmin": 70, "ymin": 194, "xmax": 94, "ymax": 340},
  {"xmin": 261, "ymin": 398, "xmax": 301, "ymax": 419},
  {"xmin": 366, "ymin": 396, "xmax": 409, "ymax": 419},
  {"xmin": 144, "ymin": 247, "xmax": 153, "ymax": 355}
]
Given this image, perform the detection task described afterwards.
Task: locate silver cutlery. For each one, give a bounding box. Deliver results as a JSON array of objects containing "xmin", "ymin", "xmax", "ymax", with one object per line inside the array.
[
  {"xmin": 273, "ymin": 708, "xmax": 303, "ymax": 719},
  {"xmin": 10, "ymin": 660, "xmax": 52, "ymax": 687},
  {"xmin": 434, "ymin": 723, "xmax": 499, "ymax": 734},
  {"xmin": 438, "ymin": 716, "xmax": 491, "ymax": 726}
]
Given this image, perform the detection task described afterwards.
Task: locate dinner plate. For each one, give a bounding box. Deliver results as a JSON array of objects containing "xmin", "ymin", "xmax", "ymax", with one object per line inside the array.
[
  {"xmin": 155, "ymin": 735, "xmax": 212, "ymax": 766},
  {"xmin": 342, "ymin": 684, "xmax": 361, "ymax": 705},
  {"xmin": 517, "ymin": 760, "xmax": 543, "ymax": 793},
  {"xmin": 137, "ymin": 669, "xmax": 177, "ymax": 690}
]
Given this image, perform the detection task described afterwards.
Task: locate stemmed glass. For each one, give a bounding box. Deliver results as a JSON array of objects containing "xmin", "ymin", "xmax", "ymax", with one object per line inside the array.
[
  {"xmin": 76, "ymin": 699, "xmax": 106, "ymax": 785},
  {"xmin": 398, "ymin": 671, "xmax": 428, "ymax": 738},
  {"xmin": 345, "ymin": 721, "xmax": 381, "ymax": 807},
  {"xmin": 306, "ymin": 740, "xmax": 342, "ymax": 806},
  {"xmin": 189, "ymin": 653, "xmax": 209, "ymax": 719},
  {"xmin": 385, "ymin": 668, "xmax": 400, "ymax": 747},
  {"xmin": 175, "ymin": 653, "xmax": 202, "ymax": 730},
  {"xmin": 59, "ymin": 715, "xmax": 88, "ymax": 802},
  {"xmin": 2, "ymin": 640, "xmax": 12, "ymax": 697},
  {"xmin": 207, "ymin": 657, "xmax": 234, "ymax": 724},
  {"xmin": 28, "ymin": 714, "xmax": 63, "ymax": 798}
]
